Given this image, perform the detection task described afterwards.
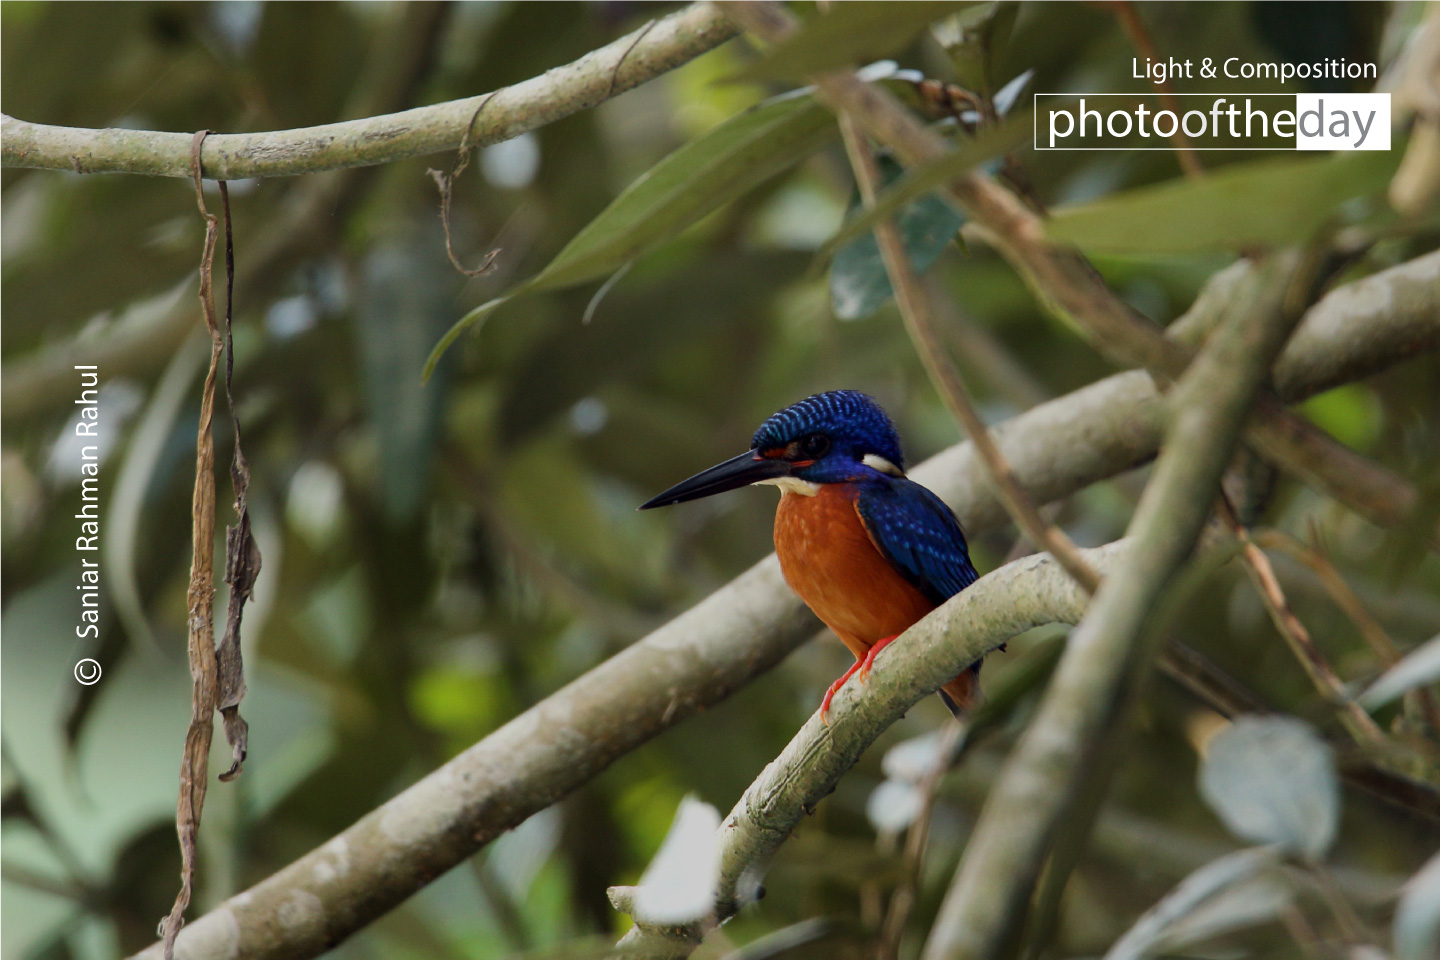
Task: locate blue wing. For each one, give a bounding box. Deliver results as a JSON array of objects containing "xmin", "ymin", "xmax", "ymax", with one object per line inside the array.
[{"xmin": 855, "ymin": 478, "xmax": 979, "ymax": 606}]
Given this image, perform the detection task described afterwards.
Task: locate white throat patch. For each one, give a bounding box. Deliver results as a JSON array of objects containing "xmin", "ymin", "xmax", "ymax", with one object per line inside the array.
[
  {"xmin": 862, "ymin": 453, "xmax": 904, "ymax": 476},
  {"xmin": 757, "ymin": 476, "xmax": 820, "ymax": 497}
]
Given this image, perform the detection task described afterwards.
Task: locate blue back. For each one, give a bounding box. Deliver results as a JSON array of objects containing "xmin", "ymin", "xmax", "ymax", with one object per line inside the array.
[{"xmin": 855, "ymin": 477, "xmax": 979, "ymax": 606}]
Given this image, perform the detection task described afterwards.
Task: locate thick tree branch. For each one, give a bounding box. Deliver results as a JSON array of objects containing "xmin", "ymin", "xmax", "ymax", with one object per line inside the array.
[
  {"xmin": 718, "ymin": 0, "xmax": 1440, "ymax": 548},
  {"xmin": 1, "ymin": 3, "xmax": 736, "ymax": 179},
  {"xmin": 125, "ymin": 267, "xmax": 1434, "ymax": 960},
  {"xmin": 612, "ymin": 542, "xmax": 1133, "ymax": 954},
  {"xmin": 921, "ymin": 253, "xmax": 1306, "ymax": 960}
]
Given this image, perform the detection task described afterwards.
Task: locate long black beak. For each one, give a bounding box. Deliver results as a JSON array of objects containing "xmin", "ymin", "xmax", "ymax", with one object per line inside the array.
[{"xmin": 639, "ymin": 451, "xmax": 790, "ymax": 510}]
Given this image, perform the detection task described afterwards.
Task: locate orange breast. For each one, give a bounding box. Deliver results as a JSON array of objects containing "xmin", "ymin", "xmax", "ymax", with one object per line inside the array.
[{"xmin": 773, "ymin": 484, "xmax": 936, "ymax": 658}]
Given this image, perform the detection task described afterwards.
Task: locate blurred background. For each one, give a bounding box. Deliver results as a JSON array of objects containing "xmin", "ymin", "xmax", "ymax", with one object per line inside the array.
[{"xmin": 3, "ymin": 2, "xmax": 1438, "ymax": 959}]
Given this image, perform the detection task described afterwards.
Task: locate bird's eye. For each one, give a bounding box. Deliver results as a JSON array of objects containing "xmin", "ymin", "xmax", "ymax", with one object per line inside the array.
[{"xmin": 798, "ymin": 434, "xmax": 830, "ymax": 458}]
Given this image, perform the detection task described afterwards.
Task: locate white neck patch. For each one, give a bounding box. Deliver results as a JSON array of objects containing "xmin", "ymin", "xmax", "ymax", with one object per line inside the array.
[
  {"xmin": 757, "ymin": 476, "xmax": 820, "ymax": 497},
  {"xmin": 862, "ymin": 453, "xmax": 904, "ymax": 476}
]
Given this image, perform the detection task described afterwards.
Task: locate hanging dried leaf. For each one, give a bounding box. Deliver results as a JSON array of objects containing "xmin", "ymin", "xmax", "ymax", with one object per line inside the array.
[
  {"xmin": 159, "ymin": 130, "xmax": 227, "ymax": 960},
  {"xmin": 216, "ymin": 182, "xmax": 254, "ymax": 781},
  {"xmin": 158, "ymin": 131, "xmax": 258, "ymax": 960}
]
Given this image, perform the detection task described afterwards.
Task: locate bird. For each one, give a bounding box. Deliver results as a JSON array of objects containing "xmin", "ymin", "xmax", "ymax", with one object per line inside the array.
[{"xmin": 640, "ymin": 390, "xmax": 981, "ymax": 721}]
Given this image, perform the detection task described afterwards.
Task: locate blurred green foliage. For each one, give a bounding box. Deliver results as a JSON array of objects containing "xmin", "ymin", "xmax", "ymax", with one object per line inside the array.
[{"xmin": 3, "ymin": 3, "xmax": 1438, "ymax": 960}]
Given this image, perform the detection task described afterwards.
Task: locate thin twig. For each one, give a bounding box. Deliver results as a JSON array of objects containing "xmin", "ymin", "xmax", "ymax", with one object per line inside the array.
[
  {"xmin": 1298, "ymin": 862, "xmax": 1372, "ymax": 944},
  {"xmin": 877, "ymin": 723, "xmax": 964, "ymax": 960},
  {"xmin": 608, "ymin": 17, "xmax": 660, "ymax": 99},
  {"xmin": 428, "ymin": 92, "xmax": 503, "ymax": 277},
  {"xmin": 1280, "ymin": 904, "xmax": 1326, "ymax": 960},
  {"xmin": 1256, "ymin": 528, "xmax": 1402, "ymax": 664},
  {"xmin": 1227, "ymin": 512, "xmax": 1387, "ymax": 745},
  {"xmin": 1246, "ymin": 396, "xmax": 1438, "ymax": 550},
  {"xmin": 1109, "ymin": 2, "xmax": 1204, "ymax": 178},
  {"xmin": 1156, "ymin": 638, "xmax": 1268, "ymax": 718},
  {"xmin": 1257, "ymin": 527, "xmax": 1440, "ymax": 735},
  {"xmin": 934, "ymin": 286, "xmax": 1051, "ymax": 411}
]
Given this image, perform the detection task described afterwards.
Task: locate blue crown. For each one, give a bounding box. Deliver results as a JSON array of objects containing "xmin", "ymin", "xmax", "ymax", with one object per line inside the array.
[{"xmin": 752, "ymin": 390, "xmax": 905, "ymax": 469}]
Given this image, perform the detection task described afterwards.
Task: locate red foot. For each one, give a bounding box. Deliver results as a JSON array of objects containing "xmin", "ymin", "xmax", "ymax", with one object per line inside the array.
[
  {"xmin": 858, "ymin": 633, "xmax": 900, "ymax": 683},
  {"xmin": 819, "ymin": 659, "xmax": 864, "ymax": 725},
  {"xmin": 818, "ymin": 634, "xmax": 901, "ymax": 725}
]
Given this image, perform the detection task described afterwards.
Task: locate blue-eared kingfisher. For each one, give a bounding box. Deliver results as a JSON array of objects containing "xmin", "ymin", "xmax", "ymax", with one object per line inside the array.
[{"xmin": 641, "ymin": 390, "xmax": 982, "ymax": 721}]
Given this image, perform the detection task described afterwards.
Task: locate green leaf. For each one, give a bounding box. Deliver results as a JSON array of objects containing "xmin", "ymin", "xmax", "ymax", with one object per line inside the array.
[
  {"xmin": 1198, "ymin": 715, "xmax": 1339, "ymax": 859},
  {"xmin": 1104, "ymin": 847, "xmax": 1286, "ymax": 960},
  {"xmin": 1360, "ymin": 632, "xmax": 1440, "ymax": 711},
  {"xmin": 537, "ymin": 92, "xmax": 834, "ymax": 290},
  {"xmin": 1395, "ymin": 850, "xmax": 1440, "ymax": 960},
  {"xmin": 426, "ymin": 295, "xmax": 508, "ymax": 381},
  {"xmin": 830, "ymin": 154, "xmax": 967, "ymax": 320},
  {"xmin": 816, "ymin": 116, "xmax": 1032, "ymax": 265},
  {"xmin": 1047, "ymin": 151, "xmax": 1400, "ymax": 255},
  {"xmin": 426, "ymin": 91, "xmax": 836, "ymax": 379},
  {"xmin": 738, "ymin": 1, "xmax": 972, "ymax": 82}
]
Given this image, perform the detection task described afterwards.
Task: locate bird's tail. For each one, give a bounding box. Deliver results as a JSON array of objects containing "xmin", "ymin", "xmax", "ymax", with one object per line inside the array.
[{"xmin": 937, "ymin": 661, "xmax": 983, "ymax": 719}]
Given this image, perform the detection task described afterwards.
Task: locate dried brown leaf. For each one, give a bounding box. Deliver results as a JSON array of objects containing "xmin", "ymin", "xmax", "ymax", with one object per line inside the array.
[
  {"xmin": 159, "ymin": 134, "xmax": 258, "ymax": 960},
  {"xmin": 159, "ymin": 129, "xmax": 225, "ymax": 960},
  {"xmin": 216, "ymin": 181, "xmax": 253, "ymax": 781}
]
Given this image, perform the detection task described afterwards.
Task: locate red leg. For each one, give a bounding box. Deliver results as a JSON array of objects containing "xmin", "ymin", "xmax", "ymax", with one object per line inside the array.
[
  {"xmin": 858, "ymin": 633, "xmax": 900, "ymax": 683},
  {"xmin": 819, "ymin": 634, "xmax": 904, "ymax": 724},
  {"xmin": 819, "ymin": 658, "xmax": 865, "ymax": 725}
]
